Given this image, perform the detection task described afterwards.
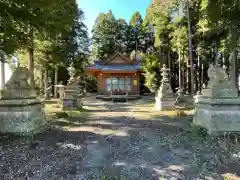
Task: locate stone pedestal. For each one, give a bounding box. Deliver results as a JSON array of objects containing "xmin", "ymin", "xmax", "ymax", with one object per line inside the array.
[
  {"xmin": 194, "ymin": 96, "xmax": 240, "ymax": 135},
  {"xmin": 155, "ymin": 64, "xmax": 175, "ymax": 110},
  {"xmin": 0, "ymin": 67, "xmax": 45, "ymax": 135},
  {"xmin": 61, "ymin": 86, "xmax": 82, "ymax": 110},
  {"xmin": 155, "ymin": 96, "xmax": 175, "ymax": 110},
  {"xmin": 193, "ymin": 64, "xmax": 240, "ymax": 135},
  {"xmin": 0, "ymin": 97, "xmax": 45, "ymax": 134}
]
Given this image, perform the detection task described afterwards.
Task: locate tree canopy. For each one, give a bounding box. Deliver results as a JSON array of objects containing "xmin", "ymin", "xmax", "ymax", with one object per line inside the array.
[
  {"xmin": 2, "ymin": 0, "xmax": 240, "ymax": 92},
  {"xmin": 1, "ymin": 0, "xmax": 90, "ymax": 70}
]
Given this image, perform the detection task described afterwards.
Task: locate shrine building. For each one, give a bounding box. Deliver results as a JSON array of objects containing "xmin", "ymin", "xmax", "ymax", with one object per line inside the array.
[{"xmin": 86, "ymin": 52, "xmax": 142, "ymax": 100}]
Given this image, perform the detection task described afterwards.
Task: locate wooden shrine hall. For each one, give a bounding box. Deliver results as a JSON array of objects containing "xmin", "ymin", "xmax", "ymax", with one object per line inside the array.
[{"xmin": 86, "ymin": 52, "xmax": 142, "ymax": 101}]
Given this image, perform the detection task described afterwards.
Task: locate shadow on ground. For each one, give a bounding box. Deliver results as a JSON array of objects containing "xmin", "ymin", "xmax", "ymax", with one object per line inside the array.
[{"xmin": 0, "ymin": 98, "xmax": 240, "ymax": 180}]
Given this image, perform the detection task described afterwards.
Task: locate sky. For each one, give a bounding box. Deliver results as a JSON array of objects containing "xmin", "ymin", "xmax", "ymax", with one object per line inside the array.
[
  {"xmin": 0, "ymin": 63, "xmax": 12, "ymax": 89},
  {"xmin": 77, "ymin": 0, "xmax": 151, "ymax": 35}
]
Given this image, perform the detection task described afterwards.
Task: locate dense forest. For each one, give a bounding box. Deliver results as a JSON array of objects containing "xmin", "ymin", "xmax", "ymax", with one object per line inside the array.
[
  {"xmin": 1, "ymin": 0, "xmax": 240, "ymax": 94},
  {"xmin": 90, "ymin": 0, "xmax": 240, "ymax": 94},
  {"xmin": 1, "ymin": 0, "xmax": 89, "ymax": 94}
]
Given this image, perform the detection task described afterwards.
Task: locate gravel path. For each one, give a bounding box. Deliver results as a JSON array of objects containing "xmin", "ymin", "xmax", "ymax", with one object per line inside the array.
[{"xmin": 0, "ymin": 96, "xmax": 239, "ymax": 180}]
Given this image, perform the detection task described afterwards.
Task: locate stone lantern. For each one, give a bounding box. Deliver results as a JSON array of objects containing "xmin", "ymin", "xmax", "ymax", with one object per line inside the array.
[
  {"xmin": 60, "ymin": 63, "xmax": 82, "ymax": 110},
  {"xmin": 155, "ymin": 64, "xmax": 175, "ymax": 110}
]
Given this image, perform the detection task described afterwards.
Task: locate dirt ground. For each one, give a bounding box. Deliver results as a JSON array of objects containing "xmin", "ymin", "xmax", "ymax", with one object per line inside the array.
[{"xmin": 0, "ymin": 96, "xmax": 240, "ymax": 180}]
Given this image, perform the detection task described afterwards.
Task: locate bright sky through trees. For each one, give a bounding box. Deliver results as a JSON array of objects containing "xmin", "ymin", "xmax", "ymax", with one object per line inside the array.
[
  {"xmin": 0, "ymin": 63, "xmax": 12, "ymax": 89},
  {"xmin": 77, "ymin": 0, "xmax": 151, "ymax": 35}
]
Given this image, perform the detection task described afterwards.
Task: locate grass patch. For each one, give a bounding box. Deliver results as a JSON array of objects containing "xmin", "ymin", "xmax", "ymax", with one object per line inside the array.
[
  {"xmin": 133, "ymin": 100, "xmax": 194, "ymax": 118},
  {"xmin": 66, "ymin": 110, "xmax": 88, "ymax": 118},
  {"xmin": 133, "ymin": 107, "xmax": 194, "ymax": 120},
  {"xmin": 134, "ymin": 101, "xmax": 155, "ymax": 107},
  {"xmin": 44, "ymin": 102, "xmax": 88, "ymax": 120},
  {"xmin": 152, "ymin": 109, "xmax": 191, "ymax": 117},
  {"xmin": 44, "ymin": 103, "xmax": 61, "ymax": 115}
]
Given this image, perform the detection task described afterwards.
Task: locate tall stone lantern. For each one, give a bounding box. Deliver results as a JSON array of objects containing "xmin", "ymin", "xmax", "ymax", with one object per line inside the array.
[
  {"xmin": 155, "ymin": 64, "xmax": 175, "ymax": 110},
  {"xmin": 60, "ymin": 63, "xmax": 82, "ymax": 109}
]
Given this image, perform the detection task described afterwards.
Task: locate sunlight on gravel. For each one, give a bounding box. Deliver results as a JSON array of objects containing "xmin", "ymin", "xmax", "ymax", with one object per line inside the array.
[
  {"xmin": 132, "ymin": 100, "xmax": 194, "ymax": 120},
  {"xmin": 44, "ymin": 103, "xmax": 61, "ymax": 114},
  {"xmin": 65, "ymin": 126, "xmax": 129, "ymax": 137},
  {"xmin": 0, "ymin": 97, "xmax": 239, "ymax": 179}
]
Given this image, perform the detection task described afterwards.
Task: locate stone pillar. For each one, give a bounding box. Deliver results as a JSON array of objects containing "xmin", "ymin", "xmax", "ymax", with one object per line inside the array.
[
  {"xmin": 155, "ymin": 64, "xmax": 175, "ymax": 110},
  {"xmin": 0, "ymin": 53, "xmax": 5, "ymax": 90}
]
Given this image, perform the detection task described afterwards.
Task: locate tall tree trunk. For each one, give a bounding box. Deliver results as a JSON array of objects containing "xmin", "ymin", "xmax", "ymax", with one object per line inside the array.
[
  {"xmin": 40, "ymin": 67, "xmax": 44, "ymax": 95},
  {"xmin": 168, "ymin": 50, "xmax": 171, "ymax": 82},
  {"xmin": 158, "ymin": 46, "xmax": 162, "ymax": 65},
  {"xmin": 187, "ymin": 0, "xmax": 194, "ymax": 94},
  {"xmin": 230, "ymin": 47, "xmax": 237, "ymax": 87},
  {"xmin": 178, "ymin": 48, "xmax": 182, "ymax": 89},
  {"xmin": 197, "ymin": 54, "xmax": 200, "ymax": 92},
  {"xmin": 182, "ymin": 49, "xmax": 185, "ymax": 92},
  {"xmin": 186, "ymin": 60, "xmax": 190, "ymax": 94},
  {"xmin": 84, "ymin": 75, "xmax": 87, "ymax": 93},
  {"xmin": 54, "ymin": 65, "xmax": 59, "ymax": 98},
  {"xmin": 44, "ymin": 65, "xmax": 49, "ymax": 99},
  {"xmin": 28, "ymin": 24, "xmax": 34, "ymax": 89},
  {"xmin": 0, "ymin": 53, "xmax": 5, "ymax": 90},
  {"xmin": 201, "ymin": 64, "xmax": 204, "ymax": 91}
]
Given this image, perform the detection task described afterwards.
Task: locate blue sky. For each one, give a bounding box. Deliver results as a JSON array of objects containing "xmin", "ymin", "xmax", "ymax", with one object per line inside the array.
[{"xmin": 77, "ymin": 0, "xmax": 151, "ymax": 35}]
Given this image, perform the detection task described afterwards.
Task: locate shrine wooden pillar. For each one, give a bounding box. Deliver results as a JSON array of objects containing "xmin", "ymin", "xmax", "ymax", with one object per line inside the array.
[{"xmin": 54, "ymin": 65, "xmax": 59, "ymax": 98}]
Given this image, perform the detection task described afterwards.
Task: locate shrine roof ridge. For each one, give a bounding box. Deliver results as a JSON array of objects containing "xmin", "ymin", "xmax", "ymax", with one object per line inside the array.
[{"xmin": 87, "ymin": 64, "xmax": 141, "ymax": 71}]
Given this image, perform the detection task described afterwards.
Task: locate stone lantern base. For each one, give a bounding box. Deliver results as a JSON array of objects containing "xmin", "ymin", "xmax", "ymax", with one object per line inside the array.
[
  {"xmin": 0, "ymin": 67, "xmax": 46, "ymax": 135},
  {"xmin": 0, "ymin": 90, "xmax": 45, "ymax": 135},
  {"xmin": 60, "ymin": 98, "xmax": 82, "ymax": 110},
  {"xmin": 59, "ymin": 86, "xmax": 82, "ymax": 110},
  {"xmin": 193, "ymin": 96, "xmax": 240, "ymax": 135},
  {"xmin": 155, "ymin": 96, "xmax": 175, "ymax": 110}
]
